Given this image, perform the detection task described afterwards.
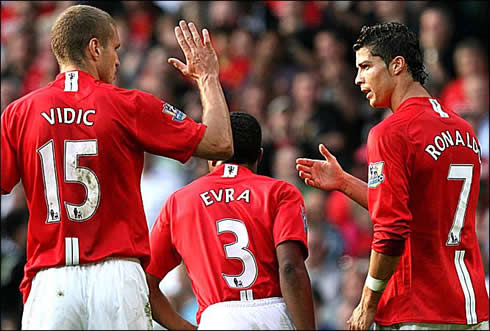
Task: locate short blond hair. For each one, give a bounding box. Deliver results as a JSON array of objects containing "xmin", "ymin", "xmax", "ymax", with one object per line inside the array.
[{"xmin": 51, "ymin": 5, "xmax": 115, "ymax": 66}]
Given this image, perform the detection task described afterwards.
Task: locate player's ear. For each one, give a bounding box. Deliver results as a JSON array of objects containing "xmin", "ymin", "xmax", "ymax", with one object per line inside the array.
[
  {"xmin": 208, "ymin": 160, "xmax": 218, "ymax": 172},
  {"xmin": 87, "ymin": 38, "xmax": 101, "ymax": 60},
  {"xmin": 391, "ymin": 56, "xmax": 405, "ymax": 76},
  {"xmin": 257, "ymin": 148, "xmax": 264, "ymax": 166}
]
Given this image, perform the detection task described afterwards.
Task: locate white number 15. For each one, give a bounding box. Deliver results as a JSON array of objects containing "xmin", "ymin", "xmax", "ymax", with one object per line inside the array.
[{"xmin": 37, "ymin": 139, "xmax": 100, "ymax": 223}]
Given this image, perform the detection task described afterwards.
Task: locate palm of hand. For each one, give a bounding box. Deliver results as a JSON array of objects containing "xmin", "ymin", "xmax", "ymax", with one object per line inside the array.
[
  {"xmin": 185, "ymin": 49, "xmax": 218, "ymax": 80},
  {"xmin": 314, "ymin": 160, "xmax": 342, "ymax": 191}
]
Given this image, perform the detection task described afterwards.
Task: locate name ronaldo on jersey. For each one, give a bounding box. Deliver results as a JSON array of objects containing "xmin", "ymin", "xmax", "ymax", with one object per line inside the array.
[{"xmin": 424, "ymin": 129, "xmax": 481, "ymax": 162}]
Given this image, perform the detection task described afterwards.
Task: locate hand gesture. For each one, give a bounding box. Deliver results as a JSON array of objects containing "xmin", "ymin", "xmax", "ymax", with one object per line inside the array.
[
  {"xmin": 168, "ymin": 20, "xmax": 219, "ymax": 83},
  {"xmin": 296, "ymin": 144, "xmax": 345, "ymax": 191}
]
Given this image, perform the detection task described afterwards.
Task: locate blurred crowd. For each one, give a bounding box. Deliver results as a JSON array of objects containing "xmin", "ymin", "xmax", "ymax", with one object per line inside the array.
[{"xmin": 1, "ymin": 1, "xmax": 488, "ymax": 330}]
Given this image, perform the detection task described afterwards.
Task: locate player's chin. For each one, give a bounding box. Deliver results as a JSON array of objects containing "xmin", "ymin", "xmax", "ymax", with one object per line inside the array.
[{"xmin": 371, "ymin": 99, "xmax": 388, "ymax": 109}]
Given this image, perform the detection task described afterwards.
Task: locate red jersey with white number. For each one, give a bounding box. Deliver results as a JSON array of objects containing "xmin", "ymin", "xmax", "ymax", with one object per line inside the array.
[
  {"xmin": 0, "ymin": 70, "xmax": 206, "ymax": 304},
  {"xmin": 367, "ymin": 97, "xmax": 488, "ymax": 325},
  {"xmin": 146, "ymin": 163, "xmax": 308, "ymax": 323}
]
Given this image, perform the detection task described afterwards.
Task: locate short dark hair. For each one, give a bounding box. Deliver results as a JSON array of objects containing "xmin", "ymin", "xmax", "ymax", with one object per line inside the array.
[
  {"xmin": 226, "ymin": 112, "xmax": 262, "ymax": 164},
  {"xmin": 51, "ymin": 5, "xmax": 116, "ymax": 66},
  {"xmin": 353, "ymin": 22, "xmax": 428, "ymax": 85}
]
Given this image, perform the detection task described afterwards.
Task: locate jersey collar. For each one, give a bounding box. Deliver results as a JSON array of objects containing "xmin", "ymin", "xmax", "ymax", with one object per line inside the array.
[
  {"xmin": 212, "ymin": 163, "xmax": 254, "ymax": 178},
  {"xmin": 395, "ymin": 96, "xmax": 434, "ymax": 113},
  {"xmin": 55, "ymin": 70, "xmax": 97, "ymax": 83}
]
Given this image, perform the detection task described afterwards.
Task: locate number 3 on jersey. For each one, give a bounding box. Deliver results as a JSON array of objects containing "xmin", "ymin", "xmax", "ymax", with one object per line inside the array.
[
  {"xmin": 37, "ymin": 139, "xmax": 100, "ymax": 223},
  {"xmin": 217, "ymin": 219, "xmax": 258, "ymax": 289}
]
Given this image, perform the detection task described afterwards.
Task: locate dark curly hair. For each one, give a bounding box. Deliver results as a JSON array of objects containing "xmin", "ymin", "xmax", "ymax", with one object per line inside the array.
[
  {"xmin": 226, "ymin": 112, "xmax": 262, "ymax": 165},
  {"xmin": 353, "ymin": 22, "xmax": 428, "ymax": 85}
]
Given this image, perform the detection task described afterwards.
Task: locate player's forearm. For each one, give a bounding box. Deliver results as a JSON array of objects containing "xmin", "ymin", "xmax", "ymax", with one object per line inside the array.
[
  {"xmin": 361, "ymin": 249, "xmax": 401, "ymax": 309},
  {"xmin": 149, "ymin": 289, "xmax": 197, "ymax": 330},
  {"xmin": 146, "ymin": 273, "xmax": 196, "ymax": 330},
  {"xmin": 196, "ymin": 75, "xmax": 233, "ymax": 160},
  {"xmin": 280, "ymin": 264, "xmax": 316, "ymax": 330},
  {"xmin": 339, "ymin": 171, "xmax": 368, "ymax": 209}
]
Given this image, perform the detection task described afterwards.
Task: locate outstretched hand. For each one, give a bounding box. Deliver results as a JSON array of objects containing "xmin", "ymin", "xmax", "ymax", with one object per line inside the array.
[
  {"xmin": 168, "ymin": 20, "xmax": 219, "ymax": 82},
  {"xmin": 296, "ymin": 144, "xmax": 345, "ymax": 192}
]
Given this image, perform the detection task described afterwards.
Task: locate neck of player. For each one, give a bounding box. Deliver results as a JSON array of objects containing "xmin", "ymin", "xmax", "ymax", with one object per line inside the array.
[
  {"xmin": 59, "ymin": 62, "xmax": 100, "ymax": 81},
  {"xmin": 391, "ymin": 80, "xmax": 431, "ymax": 112}
]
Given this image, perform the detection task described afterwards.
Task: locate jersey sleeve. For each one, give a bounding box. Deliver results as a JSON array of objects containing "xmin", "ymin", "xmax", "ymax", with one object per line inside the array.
[
  {"xmin": 367, "ymin": 124, "xmax": 412, "ymax": 256},
  {"xmin": 131, "ymin": 90, "xmax": 206, "ymax": 163},
  {"xmin": 145, "ymin": 197, "xmax": 182, "ymax": 279},
  {"xmin": 272, "ymin": 182, "xmax": 309, "ymax": 259},
  {"xmin": 1, "ymin": 106, "xmax": 20, "ymax": 194}
]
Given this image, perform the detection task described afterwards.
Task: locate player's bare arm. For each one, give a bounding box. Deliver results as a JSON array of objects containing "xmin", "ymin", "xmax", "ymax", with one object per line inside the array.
[
  {"xmin": 296, "ymin": 144, "xmax": 368, "ymax": 209},
  {"xmin": 347, "ymin": 249, "xmax": 401, "ymax": 330},
  {"xmin": 277, "ymin": 241, "xmax": 316, "ymax": 330},
  {"xmin": 146, "ymin": 272, "xmax": 197, "ymax": 330},
  {"xmin": 169, "ymin": 20, "xmax": 233, "ymax": 161}
]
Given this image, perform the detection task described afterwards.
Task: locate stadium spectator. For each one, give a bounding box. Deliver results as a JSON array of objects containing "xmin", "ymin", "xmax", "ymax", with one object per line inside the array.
[
  {"xmin": 0, "ymin": 4, "xmax": 233, "ymax": 329},
  {"xmin": 418, "ymin": 5, "xmax": 456, "ymax": 95},
  {"xmin": 146, "ymin": 112, "xmax": 315, "ymax": 330},
  {"xmin": 440, "ymin": 38, "xmax": 488, "ymax": 116},
  {"xmin": 296, "ymin": 22, "xmax": 489, "ymax": 329}
]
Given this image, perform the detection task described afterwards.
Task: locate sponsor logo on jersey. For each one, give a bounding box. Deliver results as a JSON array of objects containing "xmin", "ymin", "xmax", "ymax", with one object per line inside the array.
[
  {"xmin": 162, "ymin": 103, "xmax": 187, "ymax": 121},
  {"xmin": 368, "ymin": 161, "xmax": 385, "ymax": 188}
]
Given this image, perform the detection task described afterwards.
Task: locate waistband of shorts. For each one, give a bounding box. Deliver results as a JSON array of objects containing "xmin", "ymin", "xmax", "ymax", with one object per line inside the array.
[
  {"xmin": 39, "ymin": 256, "xmax": 141, "ymax": 272},
  {"xmin": 206, "ymin": 297, "xmax": 285, "ymax": 310},
  {"xmin": 101, "ymin": 256, "xmax": 141, "ymax": 265}
]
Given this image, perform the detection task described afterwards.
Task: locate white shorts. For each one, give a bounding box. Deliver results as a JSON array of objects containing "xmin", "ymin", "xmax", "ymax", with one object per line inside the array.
[
  {"xmin": 374, "ymin": 320, "xmax": 489, "ymax": 330},
  {"xmin": 198, "ymin": 297, "xmax": 295, "ymax": 330},
  {"xmin": 22, "ymin": 258, "xmax": 152, "ymax": 330}
]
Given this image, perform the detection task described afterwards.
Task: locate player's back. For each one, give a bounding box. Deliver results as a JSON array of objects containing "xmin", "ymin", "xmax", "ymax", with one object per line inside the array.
[
  {"xmin": 1, "ymin": 70, "xmax": 203, "ymax": 303},
  {"xmin": 370, "ymin": 97, "xmax": 488, "ymax": 324},
  {"xmin": 164, "ymin": 163, "xmax": 307, "ymax": 323}
]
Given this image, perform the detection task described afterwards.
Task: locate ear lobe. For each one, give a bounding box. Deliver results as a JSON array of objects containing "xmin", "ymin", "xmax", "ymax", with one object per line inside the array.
[{"xmin": 392, "ymin": 56, "xmax": 405, "ymax": 75}]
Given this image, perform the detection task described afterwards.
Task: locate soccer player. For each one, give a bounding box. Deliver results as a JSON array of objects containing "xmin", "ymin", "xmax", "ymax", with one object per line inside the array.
[
  {"xmin": 146, "ymin": 112, "xmax": 316, "ymax": 330},
  {"xmin": 296, "ymin": 22, "xmax": 489, "ymax": 330},
  {"xmin": 1, "ymin": 5, "xmax": 233, "ymax": 330}
]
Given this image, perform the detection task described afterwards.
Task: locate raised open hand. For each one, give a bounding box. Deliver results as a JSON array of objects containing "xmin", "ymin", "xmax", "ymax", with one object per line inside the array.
[
  {"xmin": 296, "ymin": 144, "xmax": 345, "ymax": 191},
  {"xmin": 168, "ymin": 20, "xmax": 219, "ymax": 83}
]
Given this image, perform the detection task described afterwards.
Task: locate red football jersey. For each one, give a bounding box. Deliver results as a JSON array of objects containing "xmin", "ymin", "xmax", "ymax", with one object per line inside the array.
[
  {"xmin": 367, "ymin": 97, "xmax": 488, "ymax": 325},
  {"xmin": 0, "ymin": 70, "xmax": 206, "ymax": 303},
  {"xmin": 146, "ymin": 163, "xmax": 308, "ymax": 323}
]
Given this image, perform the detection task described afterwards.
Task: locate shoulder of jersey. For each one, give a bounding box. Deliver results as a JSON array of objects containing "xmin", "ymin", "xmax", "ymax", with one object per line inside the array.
[
  {"xmin": 9, "ymin": 85, "xmax": 52, "ymax": 107},
  {"xmin": 174, "ymin": 171, "xmax": 293, "ymax": 196},
  {"xmin": 372, "ymin": 104, "xmax": 418, "ymax": 136}
]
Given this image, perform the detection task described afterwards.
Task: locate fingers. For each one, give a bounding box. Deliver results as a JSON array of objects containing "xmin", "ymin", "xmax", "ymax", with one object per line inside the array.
[
  {"xmin": 296, "ymin": 158, "xmax": 314, "ymax": 166},
  {"xmin": 174, "ymin": 26, "xmax": 191, "ymax": 58},
  {"xmin": 319, "ymin": 144, "xmax": 334, "ymax": 160},
  {"xmin": 296, "ymin": 164, "xmax": 311, "ymax": 174},
  {"xmin": 168, "ymin": 58, "xmax": 187, "ymax": 72},
  {"xmin": 305, "ymin": 178, "xmax": 316, "ymax": 187},
  {"xmin": 202, "ymin": 28, "xmax": 212, "ymax": 48},
  {"xmin": 298, "ymin": 169, "xmax": 312, "ymax": 180},
  {"xmin": 179, "ymin": 20, "xmax": 196, "ymax": 50},
  {"xmin": 346, "ymin": 318, "xmax": 353, "ymax": 330},
  {"xmin": 188, "ymin": 22, "xmax": 203, "ymax": 48}
]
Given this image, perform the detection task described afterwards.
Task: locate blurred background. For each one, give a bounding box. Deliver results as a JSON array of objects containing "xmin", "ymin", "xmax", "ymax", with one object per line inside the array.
[{"xmin": 1, "ymin": 1, "xmax": 488, "ymax": 330}]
